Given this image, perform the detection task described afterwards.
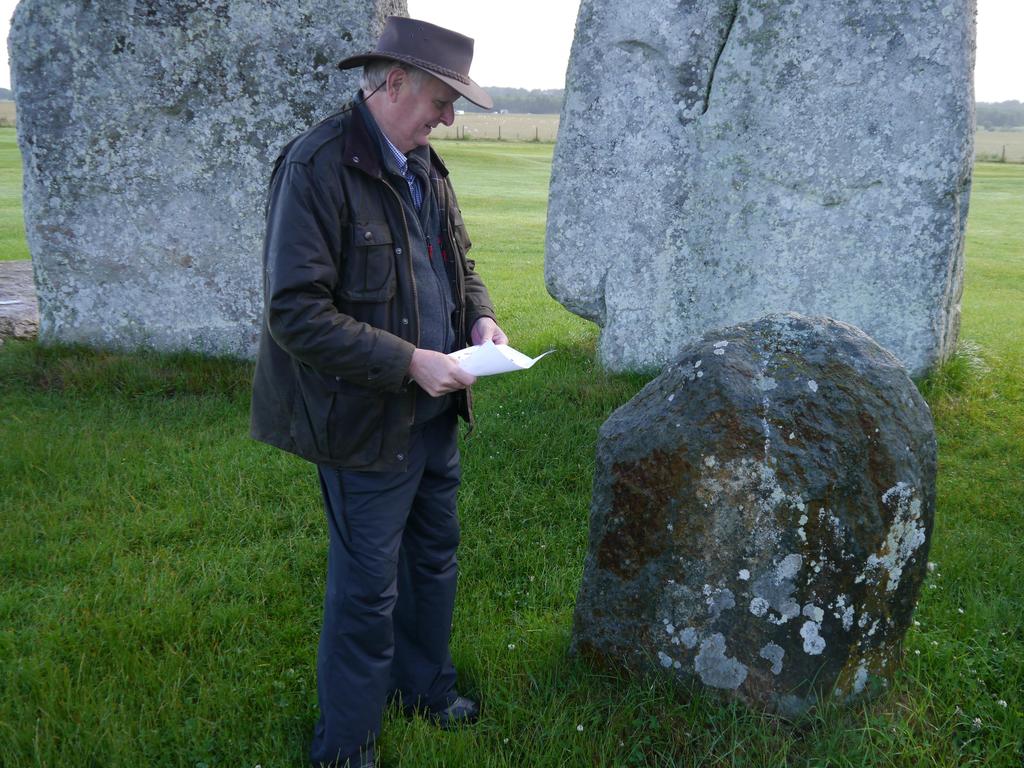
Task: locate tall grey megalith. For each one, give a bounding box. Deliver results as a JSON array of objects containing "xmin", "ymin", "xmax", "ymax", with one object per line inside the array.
[
  {"xmin": 546, "ymin": 0, "xmax": 975, "ymax": 376},
  {"xmin": 10, "ymin": 0, "xmax": 403, "ymax": 356}
]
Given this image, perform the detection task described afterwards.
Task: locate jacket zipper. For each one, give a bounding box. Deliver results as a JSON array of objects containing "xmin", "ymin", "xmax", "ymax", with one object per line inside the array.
[
  {"xmin": 440, "ymin": 179, "xmax": 472, "ymax": 431},
  {"xmin": 380, "ymin": 178, "xmax": 419, "ymax": 424},
  {"xmin": 436, "ymin": 179, "xmax": 466, "ymax": 348}
]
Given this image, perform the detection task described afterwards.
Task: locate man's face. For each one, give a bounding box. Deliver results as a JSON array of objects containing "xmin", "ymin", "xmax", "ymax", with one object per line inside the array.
[{"xmin": 389, "ymin": 72, "xmax": 458, "ymax": 153}]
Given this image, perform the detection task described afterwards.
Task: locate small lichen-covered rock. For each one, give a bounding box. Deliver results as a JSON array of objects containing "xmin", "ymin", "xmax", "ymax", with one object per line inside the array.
[
  {"xmin": 546, "ymin": 0, "xmax": 974, "ymax": 376},
  {"xmin": 10, "ymin": 0, "xmax": 403, "ymax": 355},
  {"xmin": 572, "ymin": 313, "xmax": 936, "ymax": 715}
]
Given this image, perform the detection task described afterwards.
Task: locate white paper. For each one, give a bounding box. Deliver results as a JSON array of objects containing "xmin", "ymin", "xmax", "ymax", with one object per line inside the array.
[{"xmin": 448, "ymin": 340, "xmax": 555, "ymax": 376}]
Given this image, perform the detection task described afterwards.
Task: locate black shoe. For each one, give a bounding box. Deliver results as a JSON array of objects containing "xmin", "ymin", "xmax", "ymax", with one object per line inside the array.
[
  {"xmin": 345, "ymin": 753, "xmax": 375, "ymax": 768},
  {"xmin": 311, "ymin": 747, "xmax": 375, "ymax": 768},
  {"xmin": 430, "ymin": 695, "xmax": 480, "ymax": 730}
]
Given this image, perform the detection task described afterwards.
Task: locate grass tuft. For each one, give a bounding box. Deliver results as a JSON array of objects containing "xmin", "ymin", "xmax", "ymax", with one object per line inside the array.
[{"xmin": 916, "ymin": 339, "xmax": 992, "ymax": 402}]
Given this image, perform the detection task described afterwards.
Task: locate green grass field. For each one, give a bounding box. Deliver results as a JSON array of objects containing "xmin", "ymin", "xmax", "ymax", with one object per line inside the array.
[
  {"xmin": 1, "ymin": 127, "xmax": 29, "ymax": 260},
  {"xmin": 975, "ymin": 130, "xmax": 1024, "ymax": 163},
  {"xmin": 437, "ymin": 113, "xmax": 560, "ymax": 142},
  {"xmin": 1, "ymin": 136, "xmax": 1022, "ymax": 767}
]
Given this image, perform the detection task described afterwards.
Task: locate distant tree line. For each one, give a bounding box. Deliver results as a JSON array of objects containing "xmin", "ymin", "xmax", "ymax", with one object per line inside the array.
[
  {"xmin": 456, "ymin": 87, "xmax": 564, "ymax": 114},
  {"xmin": 0, "ymin": 87, "xmax": 12, "ymax": 100},
  {"xmin": 976, "ymin": 101, "xmax": 1024, "ymax": 130}
]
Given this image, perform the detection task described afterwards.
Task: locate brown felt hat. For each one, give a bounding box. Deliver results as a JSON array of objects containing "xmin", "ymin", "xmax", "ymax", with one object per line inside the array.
[{"xmin": 338, "ymin": 16, "xmax": 493, "ymax": 110}]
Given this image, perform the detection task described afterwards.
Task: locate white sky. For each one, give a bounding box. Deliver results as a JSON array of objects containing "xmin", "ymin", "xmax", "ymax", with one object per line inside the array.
[{"xmin": 1, "ymin": 0, "xmax": 1021, "ymax": 100}]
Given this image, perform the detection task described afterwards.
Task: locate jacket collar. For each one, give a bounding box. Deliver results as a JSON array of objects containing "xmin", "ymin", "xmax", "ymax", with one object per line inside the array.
[
  {"xmin": 428, "ymin": 144, "xmax": 450, "ymax": 179},
  {"xmin": 341, "ymin": 100, "xmax": 384, "ymax": 178},
  {"xmin": 341, "ymin": 97, "xmax": 450, "ymax": 181}
]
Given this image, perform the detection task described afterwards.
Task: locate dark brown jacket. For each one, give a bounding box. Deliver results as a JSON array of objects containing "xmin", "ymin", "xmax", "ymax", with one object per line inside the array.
[{"xmin": 249, "ymin": 104, "xmax": 495, "ymax": 470}]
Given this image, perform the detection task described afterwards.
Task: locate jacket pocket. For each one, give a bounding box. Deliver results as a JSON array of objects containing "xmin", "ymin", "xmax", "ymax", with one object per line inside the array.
[
  {"xmin": 326, "ymin": 377, "xmax": 386, "ymax": 467},
  {"xmin": 449, "ymin": 207, "xmax": 472, "ymax": 255},
  {"xmin": 292, "ymin": 367, "xmax": 385, "ymax": 466},
  {"xmin": 338, "ymin": 220, "xmax": 396, "ymax": 303}
]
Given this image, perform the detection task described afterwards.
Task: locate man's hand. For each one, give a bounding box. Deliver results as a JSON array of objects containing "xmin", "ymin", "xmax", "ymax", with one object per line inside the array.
[
  {"xmin": 409, "ymin": 348, "xmax": 477, "ymax": 397},
  {"xmin": 471, "ymin": 317, "xmax": 509, "ymax": 346}
]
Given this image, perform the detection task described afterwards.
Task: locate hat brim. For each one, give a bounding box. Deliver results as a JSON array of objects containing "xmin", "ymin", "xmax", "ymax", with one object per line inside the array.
[{"xmin": 338, "ymin": 52, "xmax": 493, "ymax": 111}]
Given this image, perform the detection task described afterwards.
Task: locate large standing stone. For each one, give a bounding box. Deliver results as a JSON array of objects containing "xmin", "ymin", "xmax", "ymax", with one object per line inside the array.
[
  {"xmin": 547, "ymin": 0, "xmax": 974, "ymax": 377},
  {"xmin": 572, "ymin": 313, "xmax": 936, "ymax": 715},
  {"xmin": 10, "ymin": 0, "xmax": 403, "ymax": 355}
]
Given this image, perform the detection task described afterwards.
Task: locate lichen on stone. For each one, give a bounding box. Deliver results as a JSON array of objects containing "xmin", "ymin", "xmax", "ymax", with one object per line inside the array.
[
  {"xmin": 759, "ymin": 642, "xmax": 785, "ymax": 675},
  {"xmin": 694, "ymin": 633, "xmax": 748, "ymax": 689}
]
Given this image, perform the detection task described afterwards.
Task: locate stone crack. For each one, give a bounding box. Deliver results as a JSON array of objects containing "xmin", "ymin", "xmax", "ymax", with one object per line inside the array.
[{"xmin": 701, "ymin": 0, "xmax": 740, "ymax": 115}]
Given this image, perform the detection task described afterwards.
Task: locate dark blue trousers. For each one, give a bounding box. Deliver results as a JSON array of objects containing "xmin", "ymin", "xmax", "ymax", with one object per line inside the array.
[{"xmin": 309, "ymin": 412, "xmax": 461, "ymax": 766}]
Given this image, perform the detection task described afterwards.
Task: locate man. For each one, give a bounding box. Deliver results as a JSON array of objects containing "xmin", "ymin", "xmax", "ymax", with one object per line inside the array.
[{"xmin": 250, "ymin": 17, "xmax": 507, "ymax": 768}]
